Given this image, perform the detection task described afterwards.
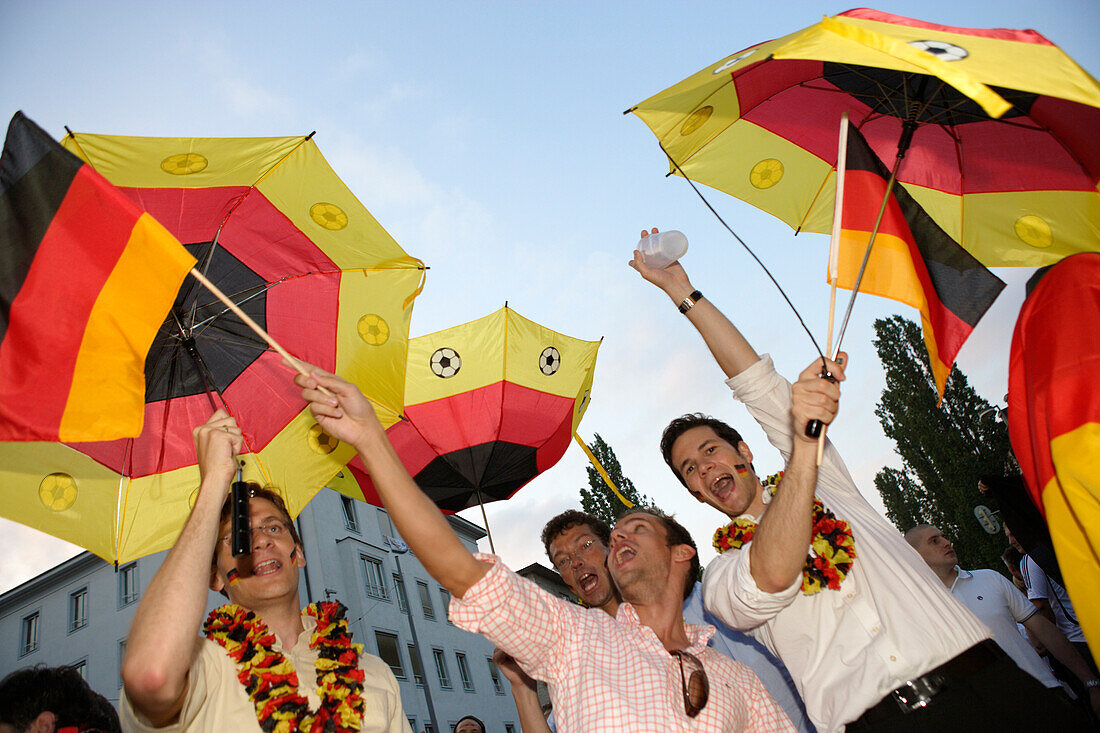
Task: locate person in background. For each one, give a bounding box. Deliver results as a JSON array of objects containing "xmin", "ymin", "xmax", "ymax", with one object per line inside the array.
[
  {"xmin": 905, "ymin": 524, "xmax": 1097, "ymax": 727},
  {"xmin": 0, "ymin": 664, "xmax": 121, "ymax": 733},
  {"xmin": 454, "ymin": 716, "xmax": 485, "ymax": 733}
]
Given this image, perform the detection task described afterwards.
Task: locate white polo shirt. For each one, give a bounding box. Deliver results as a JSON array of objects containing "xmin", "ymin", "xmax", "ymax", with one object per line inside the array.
[{"xmin": 949, "ymin": 567, "xmax": 1059, "ymax": 689}]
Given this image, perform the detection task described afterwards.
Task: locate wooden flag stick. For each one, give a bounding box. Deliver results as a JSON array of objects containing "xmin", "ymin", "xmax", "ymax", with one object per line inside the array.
[
  {"xmin": 187, "ymin": 267, "xmax": 333, "ymax": 397},
  {"xmin": 819, "ymin": 114, "xmax": 849, "ymax": 466}
]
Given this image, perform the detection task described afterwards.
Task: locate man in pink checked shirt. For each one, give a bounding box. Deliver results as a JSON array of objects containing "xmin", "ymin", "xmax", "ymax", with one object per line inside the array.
[{"xmin": 293, "ymin": 362, "xmax": 808, "ymax": 732}]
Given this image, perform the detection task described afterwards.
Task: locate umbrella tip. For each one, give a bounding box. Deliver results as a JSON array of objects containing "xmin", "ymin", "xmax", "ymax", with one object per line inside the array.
[
  {"xmin": 622, "ymin": 107, "xmax": 635, "ymax": 115},
  {"xmin": 306, "ymin": 131, "xmax": 316, "ymax": 140}
]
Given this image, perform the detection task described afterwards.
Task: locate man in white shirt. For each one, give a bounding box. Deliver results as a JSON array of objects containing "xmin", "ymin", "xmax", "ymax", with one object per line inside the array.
[
  {"xmin": 632, "ymin": 236, "xmax": 1047, "ymax": 731},
  {"xmin": 905, "ymin": 524, "xmax": 1098, "ymax": 724}
]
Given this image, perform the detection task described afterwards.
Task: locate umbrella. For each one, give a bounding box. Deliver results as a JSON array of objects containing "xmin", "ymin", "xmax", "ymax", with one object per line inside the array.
[
  {"xmin": 331, "ymin": 306, "xmax": 600, "ymax": 546},
  {"xmin": 628, "ymin": 8, "xmax": 1100, "ymax": 268},
  {"xmin": 0, "ymin": 131, "xmax": 424, "ymax": 564}
]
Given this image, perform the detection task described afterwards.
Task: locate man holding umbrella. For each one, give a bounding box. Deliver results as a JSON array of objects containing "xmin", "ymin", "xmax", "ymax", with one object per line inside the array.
[
  {"xmin": 118, "ymin": 409, "xmax": 410, "ymax": 732},
  {"xmin": 632, "ymin": 240, "xmax": 1085, "ymax": 731}
]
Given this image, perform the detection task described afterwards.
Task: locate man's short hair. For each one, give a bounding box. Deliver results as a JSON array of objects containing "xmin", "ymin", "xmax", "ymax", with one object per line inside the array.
[
  {"xmin": 0, "ymin": 664, "xmax": 121, "ymax": 732},
  {"xmin": 455, "ymin": 715, "xmax": 486, "ymax": 732},
  {"xmin": 541, "ymin": 509, "xmax": 611, "ymax": 561},
  {"xmin": 618, "ymin": 507, "xmax": 699, "ymax": 601},
  {"xmin": 660, "ymin": 413, "xmax": 745, "ymax": 487},
  {"xmin": 903, "ymin": 524, "xmax": 939, "ymax": 547}
]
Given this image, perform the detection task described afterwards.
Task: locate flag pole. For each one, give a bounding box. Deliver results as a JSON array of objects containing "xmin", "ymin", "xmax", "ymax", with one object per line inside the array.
[{"xmin": 818, "ymin": 113, "xmax": 849, "ymax": 466}]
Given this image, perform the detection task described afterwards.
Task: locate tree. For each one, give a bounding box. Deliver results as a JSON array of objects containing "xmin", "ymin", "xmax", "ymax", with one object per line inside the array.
[
  {"xmin": 872, "ymin": 315, "xmax": 1017, "ymax": 571},
  {"xmin": 579, "ymin": 433, "xmax": 656, "ymax": 527}
]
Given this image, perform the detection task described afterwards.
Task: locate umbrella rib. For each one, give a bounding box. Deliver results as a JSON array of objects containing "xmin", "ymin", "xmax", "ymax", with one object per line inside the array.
[{"xmin": 189, "ymin": 280, "xmax": 283, "ymax": 332}]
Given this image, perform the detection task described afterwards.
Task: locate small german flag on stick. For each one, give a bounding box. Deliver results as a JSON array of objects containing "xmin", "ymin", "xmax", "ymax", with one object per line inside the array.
[
  {"xmin": 0, "ymin": 112, "xmax": 196, "ymax": 442},
  {"xmin": 829, "ymin": 123, "xmax": 1005, "ymax": 402}
]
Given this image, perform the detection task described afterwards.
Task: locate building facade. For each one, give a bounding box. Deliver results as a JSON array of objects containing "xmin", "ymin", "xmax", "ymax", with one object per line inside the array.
[{"xmin": 0, "ymin": 488, "xmax": 522, "ymax": 732}]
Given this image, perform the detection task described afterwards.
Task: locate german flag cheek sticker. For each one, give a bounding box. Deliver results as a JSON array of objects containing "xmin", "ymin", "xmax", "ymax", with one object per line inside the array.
[
  {"xmin": 734, "ymin": 464, "xmax": 749, "ymax": 476},
  {"xmin": 226, "ymin": 568, "xmax": 241, "ymax": 587}
]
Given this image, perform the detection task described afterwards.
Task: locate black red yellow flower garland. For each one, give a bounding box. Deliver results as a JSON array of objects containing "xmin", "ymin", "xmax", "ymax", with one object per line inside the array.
[
  {"xmin": 712, "ymin": 471, "xmax": 857, "ymax": 595},
  {"xmin": 203, "ymin": 601, "xmax": 365, "ymax": 733}
]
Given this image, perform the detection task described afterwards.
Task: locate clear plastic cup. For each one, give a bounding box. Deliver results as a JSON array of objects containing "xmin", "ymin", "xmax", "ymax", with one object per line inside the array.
[{"xmin": 638, "ymin": 230, "xmax": 688, "ymax": 269}]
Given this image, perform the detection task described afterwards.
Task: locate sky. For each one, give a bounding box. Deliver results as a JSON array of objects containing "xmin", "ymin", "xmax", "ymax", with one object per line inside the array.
[{"xmin": 2, "ymin": 0, "xmax": 1098, "ymax": 593}]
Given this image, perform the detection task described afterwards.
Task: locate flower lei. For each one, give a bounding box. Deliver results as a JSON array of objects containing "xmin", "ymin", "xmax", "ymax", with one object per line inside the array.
[
  {"xmin": 203, "ymin": 601, "xmax": 365, "ymax": 733},
  {"xmin": 712, "ymin": 471, "xmax": 857, "ymax": 595}
]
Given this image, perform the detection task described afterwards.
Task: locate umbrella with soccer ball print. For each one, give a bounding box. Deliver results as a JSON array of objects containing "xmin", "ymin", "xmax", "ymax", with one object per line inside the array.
[
  {"xmin": 0, "ymin": 130, "xmax": 425, "ymax": 565},
  {"xmin": 330, "ymin": 305, "xmax": 601, "ymax": 551}
]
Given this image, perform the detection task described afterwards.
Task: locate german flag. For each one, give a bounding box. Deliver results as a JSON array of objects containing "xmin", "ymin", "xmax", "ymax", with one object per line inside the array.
[
  {"xmin": 1008, "ymin": 253, "xmax": 1100, "ymax": 662},
  {"xmin": 830, "ymin": 125, "xmax": 1004, "ymax": 400},
  {"xmin": 0, "ymin": 112, "xmax": 196, "ymax": 442}
]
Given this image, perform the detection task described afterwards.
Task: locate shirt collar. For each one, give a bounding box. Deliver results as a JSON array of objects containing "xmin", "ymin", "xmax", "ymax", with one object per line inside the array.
[{"xmin": 617, "ymin": 602, "xmax": 715, "ymax": 652}]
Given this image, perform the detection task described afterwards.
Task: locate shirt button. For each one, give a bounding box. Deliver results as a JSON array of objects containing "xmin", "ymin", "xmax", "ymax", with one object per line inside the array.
[
  {"xmin": 846, "ymin": 593, "xmax": 853, "ymax": 599},
  {"xmin": 890, "ymin": 655, "xmax": 897, "ymax": 662},
  {"xmin": 871, "ymin": 626, "xmax": 879, "ymax": 633}
]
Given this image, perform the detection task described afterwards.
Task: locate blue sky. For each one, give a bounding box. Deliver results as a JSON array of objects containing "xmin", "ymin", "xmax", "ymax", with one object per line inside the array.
[{"xmin": 3, "ymin": 0, "xmax": 1098, "ymax": 591}]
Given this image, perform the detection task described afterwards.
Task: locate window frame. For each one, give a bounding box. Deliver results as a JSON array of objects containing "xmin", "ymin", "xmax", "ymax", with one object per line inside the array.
[
  {"xmin": 340, "ymin": 495, "xmax": 360, "ymax": 533},
  {"xmin": 393, "ymin": 573, "xmax": 409, "ymax": 614},
  {"xmin": 361, "ymin": 555, "xmax": 388, "ymax": 600},
  {"xmin": 455, "ymin": 650, "xmax": 474, "ymax": 692},
  {"xmin": 432, "ymin": 647, "xmax": 451, "ymax": 689},
  {"xmin": 373, "ymin": 630, "xmax": 406, "ymax": 680},
  {"xmin": 408, "ymin": 643, "xmax": 425, "ymax": 686},
  {"xmin": 417, "ymin": 580, "xmax": 435, "ymax": 619},
  {"xmin": 19, "ymin": 611, "xmax": 39, "ymax": 657},
  {"xmin": 69, "ymin": 587, "xmax": 88, "ymax": 633},
  {"xmin": 118, "ymin": 562, "xmax": 139, "ymax": 608},
  {"xmin": 488, "ymin": 656, "xmax": 505, "ymax": 694}
]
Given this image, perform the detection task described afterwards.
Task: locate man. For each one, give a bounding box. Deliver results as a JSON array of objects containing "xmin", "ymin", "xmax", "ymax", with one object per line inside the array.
[
  {"xmin": 905, "ymin": 524, "xmax": 1098, "ymax": 724},
  {"xmin": 119, "ymin": 409, "xmax": 409, "ymax": 732},
  {"xmin": 498, "ymin": 509, "xmax": 813, "ymax": 732},
  {"xmin": 295, "ymin": 365, "xmax": 795, "ymax": 731},
  {"xmin": 634, "ymin": 236, "xmax": 1022, "ymax": 731},
  {"xmin": 0, "ymin": 664, "xmax": 121, "ymax": 733}
]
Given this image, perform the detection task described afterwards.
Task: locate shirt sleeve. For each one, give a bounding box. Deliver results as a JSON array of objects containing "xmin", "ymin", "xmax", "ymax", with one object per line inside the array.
[
  {"xmin": 449, "ymin": 553, "xmax": 582, "ymax": 684},
  {"xmin": 1021, "ymin": 554, "xmax": 1051, "ymax": 601},
  {"xmin": 996, "ymin": 572, "xmax": 1039, "ymax": 624},
  {"xmin": 725, "ymin": 354, "xmax": 860, "ymax": 499},
  {"xmin": 702, "ymin": 545, "xmax": 801, "ymax": 631},
  {"xmin": 118, "ymin": 638, "xmax": 215, "ymax": 733}
]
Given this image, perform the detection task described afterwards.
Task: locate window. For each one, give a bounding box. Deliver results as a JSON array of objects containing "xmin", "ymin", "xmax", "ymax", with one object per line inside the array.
[
  {"xmin": 425, "ymin": 725, "xmax": 435, "ymax": 733},
  {"xmin": 19, "ymin": 612, "xmax": 38, "ymax": 656},
  {"xmin": 119, "ymin": 563, "xmax": 139, "ymax": 606},
  {"xmin": 340, "ymin": 496, "xmax": 359, "ymax": 532},
  {"xmin": 408, "ymin": 643, "xmax": 425, "ymax": 685},
  {"xmin": 407, "ymin": 719, "xmax": 416, "ymax": 732},
  {"xmin": 393, "ymin": 574, "xmax": 408, "ymax": 614},
  {"xmin": 118, "ymin": 638, "xmax": 128, "ymax": 687},
  {"xmin": 374, "ymin": 631, "xmax": 405, "ymax": 679},
  {"xmin": 505, "ymin": 725, "xmax": 516, "ymax": 733},
  {"xmin": 439, "ymin": 588, "xmax": 452, "ymax": 624},
  {"xmin": 417, "ymin": 581, "xmax": 435, "ymax": 619},
  {"xmin": 362, "ymin": 556, "xmax": 387, "ymax": 600},
  {"xmin": 376, "ymin": 507, "xmax": 392, "ymax": 537},
  {"xmin": 72, "ymin": 659, "xmax": 87, "ymax": 679},
  {"xmin": 455, "ymin": 651, "xmax": 474, "ymax": 691},
  {"xmin": 69, "ymin": 588, "xmax": 88, "ymax": 632},
  {"xmin": 432, "ymin": 647, "xmax": 450, "ymax": 688},
  {"xmin": 488, "ymin": 657, "xmax": 504, "ymax": 694}
]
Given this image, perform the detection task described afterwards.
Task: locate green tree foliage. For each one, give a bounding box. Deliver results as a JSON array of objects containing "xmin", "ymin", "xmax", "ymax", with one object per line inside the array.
[
  {"xmin": 872, "ymin": 316, "xmax": 1017, "ymax": 571},
  {"xmin": 579, "ymin": 433, "xmax": 656, "ymax": 527}
]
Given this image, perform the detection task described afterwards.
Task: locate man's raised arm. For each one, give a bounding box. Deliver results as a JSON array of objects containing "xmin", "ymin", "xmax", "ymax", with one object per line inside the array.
[
  {"xmin": 747, "ymin": 357, "xmax": 844, "ymax": 592},
  {"xmin": 630, "ymin": 228, "xmax": 759, "ymax": 378},
  {"xmin": 121, "ymin": 410, "xmax": 243, "ymax": 726},
  {"xmin": 295, "ymin": 366, "xmax": 490, "ymax": 597}
]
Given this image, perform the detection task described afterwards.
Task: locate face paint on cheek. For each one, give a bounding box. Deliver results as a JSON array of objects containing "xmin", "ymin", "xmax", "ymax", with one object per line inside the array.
[
  {"xmin": 734, "ymin": 464, "xmax": 749, "ymax": 476},
  {"xmin": 226, "ymin": 568, "xmax": 241, "ymax": 587},
  {"xmin": 290, "ymin": 547, "xmax": 298, "ymax": 561}
]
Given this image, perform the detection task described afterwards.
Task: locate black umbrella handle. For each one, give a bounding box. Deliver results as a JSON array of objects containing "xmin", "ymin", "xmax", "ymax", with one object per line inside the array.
[
  {"xmin": 230, "ymin": 466, "xmax": 251, "ymax": 557},
  {"xmin": 804, "ymin": 368, "xmax": 838, "ymax": 439}
]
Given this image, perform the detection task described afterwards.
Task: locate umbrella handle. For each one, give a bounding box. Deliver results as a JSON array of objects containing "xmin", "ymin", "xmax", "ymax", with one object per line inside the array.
[
  {"xmin": 230, "ymin": 465, "xmax": 251, "ymax": 557},
  {"xmin": 803, "ymin": 367, "xmax": 838, "ymax": 439}
]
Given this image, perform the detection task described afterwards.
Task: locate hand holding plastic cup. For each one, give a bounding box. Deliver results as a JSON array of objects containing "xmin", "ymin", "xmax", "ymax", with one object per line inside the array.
[{"xmin": 638, "ymin": 230, "xmax": 688, "ymax": 269}]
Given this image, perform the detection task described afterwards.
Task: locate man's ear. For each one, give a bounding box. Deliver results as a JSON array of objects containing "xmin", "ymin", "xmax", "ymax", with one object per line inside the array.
[
  {"xmin": 28, "ymin": 710, "xmax": 56, "ymax": 733},
  {"xmin": 672, "ymin": 544, "xmax": 697, "ymax": 564},
  {"xmin": 736, "ymin": 441, "xmax": 754, "ymax": 465},
  {"xmin": 210, "ymin": 567, "xmax": 225, "ymax": 593},
  {"xmin": 293, "ymin": 543, "xmax": 306, "ymax": 569}
]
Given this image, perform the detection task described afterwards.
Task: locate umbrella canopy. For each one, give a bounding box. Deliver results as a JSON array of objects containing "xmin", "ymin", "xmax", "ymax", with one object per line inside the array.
[
  {"xmin": 629, "ymin": 8, "xmax": 1100, "ymax": 267},
  {"xmin": 0, "ymin": 132, "xmax": 424, "ymax": 564},
  {"xmin": 335, "ymin": 306, "xmax": 600, "ymax": 512}
]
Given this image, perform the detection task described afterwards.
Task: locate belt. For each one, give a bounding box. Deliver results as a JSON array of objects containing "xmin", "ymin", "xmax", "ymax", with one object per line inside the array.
[{"xmin": 853, "ymin": 641, "xmax": 1002, "ymax": 726}]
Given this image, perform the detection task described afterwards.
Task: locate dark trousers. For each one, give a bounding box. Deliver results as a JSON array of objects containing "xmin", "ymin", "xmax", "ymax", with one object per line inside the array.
[{"xmin": 847, "ymin": 641, "xmax": 1091, "ymax": 732}]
